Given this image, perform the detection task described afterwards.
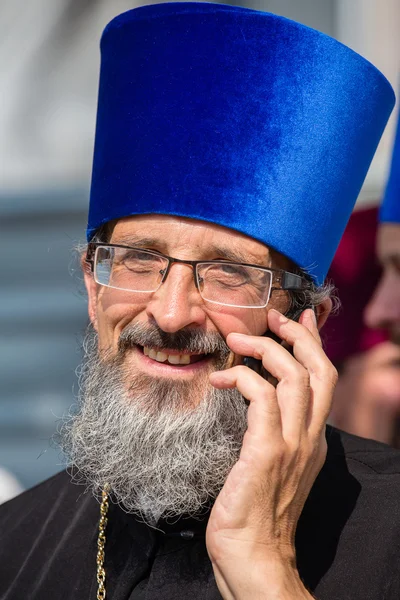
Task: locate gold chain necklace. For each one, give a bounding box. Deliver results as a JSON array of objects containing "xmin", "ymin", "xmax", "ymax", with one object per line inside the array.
[{"xmin": 97, "ymin": 485, "xmax": 110, "ymax": 600}]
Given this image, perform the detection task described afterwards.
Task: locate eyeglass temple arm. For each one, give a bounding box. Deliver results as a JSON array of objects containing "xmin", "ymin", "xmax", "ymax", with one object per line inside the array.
[
  {"xmin": 85, "ymin": 245, "xmax": 96, "ymax": 272},
  {"xmin": 280, "ymin": 271, "xmax": 307, "ymax": 290}
]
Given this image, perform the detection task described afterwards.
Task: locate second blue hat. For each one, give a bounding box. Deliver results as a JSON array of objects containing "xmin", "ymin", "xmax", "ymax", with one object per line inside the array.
[{"xmin": 381, "ymin": 107, "xmax": 400, "ymax": 224}]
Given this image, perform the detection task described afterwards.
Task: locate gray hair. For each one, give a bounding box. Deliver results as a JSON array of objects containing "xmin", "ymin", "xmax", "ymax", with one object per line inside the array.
[{"xmin": 288, "ymin": 273, "xmax": 337, "ymax": 318}]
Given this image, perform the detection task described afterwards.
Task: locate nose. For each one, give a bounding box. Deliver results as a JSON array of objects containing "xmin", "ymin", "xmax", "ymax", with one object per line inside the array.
[
  {"xmin": 145, "ymin": 263, "xmax": 206, "ymax": 332},
  {"xmin": 364, "ymin": 272, "xmax": 400, "ymax": 331}
]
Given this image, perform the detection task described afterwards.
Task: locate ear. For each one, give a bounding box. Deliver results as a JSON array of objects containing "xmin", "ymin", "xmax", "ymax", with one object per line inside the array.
[
  {"xmin": 82, "ymin": 254, "xmax": 99, "ymax": 330},
  {"xmin": 315, "ymin": 297, "xmax": 333, "ymax": 330}
]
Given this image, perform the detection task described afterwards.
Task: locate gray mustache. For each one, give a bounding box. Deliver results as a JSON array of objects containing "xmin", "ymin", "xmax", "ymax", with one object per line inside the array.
[{"xmin": 118, "ymin": 322, "xmax": 231, "ymax": 358}]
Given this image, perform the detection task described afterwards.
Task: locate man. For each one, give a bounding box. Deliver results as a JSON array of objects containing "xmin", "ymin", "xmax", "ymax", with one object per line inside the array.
[
  {"xmin": 0, "ymin": 4, "xmax": 399, "ymax": 599},
  {"xmin": 324, "ymin": 207, "xmax": 400, "ymax": 446},
  {"xmin": 365, "ymin": 110, "xmax": 400, "ymax": 345}
]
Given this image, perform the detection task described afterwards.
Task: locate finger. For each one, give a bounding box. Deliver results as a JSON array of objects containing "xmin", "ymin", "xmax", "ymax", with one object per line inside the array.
[
  {"xmin": 209, "ymin": 366, "xmax": 283, "ymax": 444},
  {"xmin": 268, "ymin": 310, "xmax": 337, "ymax": 435},
  {"xmin": 268, "ymin": 309, "xmax": 332, "ymax": 379},
  {"xmin": 227, "ymin": 320, "xmax": 336, "ymax": 439},
  {"xmin": 298, "ymin": 308, "xmax": 321, "ymax": 344},
  {"xmin": 226, "ymin": 332, "xmax": 311, "ymax": 441}
]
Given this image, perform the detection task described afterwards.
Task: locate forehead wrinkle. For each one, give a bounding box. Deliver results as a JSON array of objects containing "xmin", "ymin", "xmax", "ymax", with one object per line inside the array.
[
  {"xmin": 111, "ymin": 233, "xmax": 162, "ymax": 247},
  {"xmin": 111, "ymin": 232, "xmax": 200, "ymax": 258},
  {"xmin": 209, "ymin": 244, "xmax": 269, "ymax": 266}
]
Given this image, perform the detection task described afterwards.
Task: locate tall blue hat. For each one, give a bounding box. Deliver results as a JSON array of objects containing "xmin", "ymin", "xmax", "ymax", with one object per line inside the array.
[
  {"xmin": 380, "ymin": 108, "xmax": 400, "ymax": 224},
  {"xmin": 88, "ymin": 2, "xmax": 395, "ymax": 284}
]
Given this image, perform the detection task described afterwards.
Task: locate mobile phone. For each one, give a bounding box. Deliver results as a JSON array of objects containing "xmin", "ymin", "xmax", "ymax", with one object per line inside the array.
[{"xmin": 242, "ymin": 305, "xmax": 314, "ymax": 379}]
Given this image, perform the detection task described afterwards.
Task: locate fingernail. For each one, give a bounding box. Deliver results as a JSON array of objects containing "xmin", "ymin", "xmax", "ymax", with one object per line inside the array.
[
  {"xmin": 270, "ymin": 309, "xmax": 288, "ymax": 324},
  {"xmin": 209, "ymin": 371, "xmax": 230, "ymax": 386},
  {"xmin": 228, "ymin": 332, "xmax": 247, "ymax": 340},
  {"xmin": 227, "ymin": 333, "xmax": 252, "ymax": 350},
  {"xmin": 311, "ymin": 309, "xmax": 317, "ymax": 326}
]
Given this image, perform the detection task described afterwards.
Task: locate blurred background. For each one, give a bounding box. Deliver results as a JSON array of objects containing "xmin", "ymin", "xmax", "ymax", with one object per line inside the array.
[{"xmin": 1, "ymin": 0, "xmax": 399, "ymax": 500}]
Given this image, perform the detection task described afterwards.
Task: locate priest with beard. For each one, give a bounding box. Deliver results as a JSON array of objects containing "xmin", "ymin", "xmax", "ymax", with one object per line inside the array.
[{"xmin": 1, "ymin": 4, "xmax": 400, "ymax": 600}]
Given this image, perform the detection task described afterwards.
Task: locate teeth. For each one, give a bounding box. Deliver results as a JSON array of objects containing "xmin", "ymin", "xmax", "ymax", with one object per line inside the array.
[
  {"xmin": 143, "ymin": 346, "xmax": 193, "ymax": 365},
  {"xmin": 167, "ymin": 354, "xmax": 181, "ymax": 365}
]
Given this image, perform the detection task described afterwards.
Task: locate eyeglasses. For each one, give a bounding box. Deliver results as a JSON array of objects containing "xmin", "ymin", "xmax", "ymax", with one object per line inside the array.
[{"xmin": 86, "ymin": 243, "xmax": 307, "ymax": 309}]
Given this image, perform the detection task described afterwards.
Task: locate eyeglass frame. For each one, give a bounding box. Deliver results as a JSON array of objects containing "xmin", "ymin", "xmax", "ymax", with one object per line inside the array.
[{"xmin": 85, "ymin": 242, "xmax": 308, "ymax": 308}]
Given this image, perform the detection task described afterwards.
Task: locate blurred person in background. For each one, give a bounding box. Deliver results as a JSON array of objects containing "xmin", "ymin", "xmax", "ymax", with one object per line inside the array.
[
  {"xmin": 325, "ymin": 207, "xmax": 400, "ymax": 446},
  {"xmin": 0, "ymin": 468, "xmax": 23, "ymax": 505},
  {"xmin": 365, "ymin": 109, "xmax": 400, "ymax": 345},
  {"xmin": 0, "ymin": 4, "xmax": 399, "ymax": 600}
]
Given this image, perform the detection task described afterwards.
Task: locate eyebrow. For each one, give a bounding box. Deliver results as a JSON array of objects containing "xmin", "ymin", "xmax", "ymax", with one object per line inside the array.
[{"xmin": 111, "ymin": 235, "xmax": 267, "ymax": 265}]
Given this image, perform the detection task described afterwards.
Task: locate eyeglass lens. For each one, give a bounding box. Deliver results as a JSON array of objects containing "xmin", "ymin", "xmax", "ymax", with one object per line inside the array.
[
  {"xmin": 95, "ymin": 246, "xmax": 167, "ymax": 293},
  {"xmin": 196, "ymin": 263, "xmax": 272, "ymax": 307}
]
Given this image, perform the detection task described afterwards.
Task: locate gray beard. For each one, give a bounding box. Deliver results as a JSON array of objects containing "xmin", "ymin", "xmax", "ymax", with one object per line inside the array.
[{"xmin": 60, "ymin": 325, "xmax": 248, "ymax": 525}]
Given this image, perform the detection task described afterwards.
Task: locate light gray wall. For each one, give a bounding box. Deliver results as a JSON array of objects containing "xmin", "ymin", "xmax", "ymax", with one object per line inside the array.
[
  {"xmin": 231, "ymin": 0, "xmax": 335, "ymax": 36},
  {"xmin": 0, "ymin": 191, "xmax": 88, "ymax": 489}
]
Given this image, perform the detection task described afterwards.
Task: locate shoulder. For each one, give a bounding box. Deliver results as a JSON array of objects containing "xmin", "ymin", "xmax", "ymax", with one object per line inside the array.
[
  {"xmin": 1, "ymin": 469, "xmax": 76, "ymax": 514},
  {"xmin": 298, "ymin": 428, "xmax": 400, "ymax": 597},
  {"xmin": 0, "ymin": 470, "xmax": 99, "ymax": 596},
  {"xmin": 308, "ymin": 425, "xmax": 400, "ymax": 533},
  {"xmin": 302, "ymin": 426, "xmax": 400, "ymax": 543},
  {"xmin": 0, "ymin": 469, "xmax": 97, "ymax": 539},
  {"xmin": 325, "ymin": 424, "xmax": 400, "ymax": 477}
]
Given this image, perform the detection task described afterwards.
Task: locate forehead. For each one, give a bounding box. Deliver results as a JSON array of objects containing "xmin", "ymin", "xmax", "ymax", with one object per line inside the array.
[{"xmin": 109, "ymin": 214, "xmax": 283, "ymax": 266}]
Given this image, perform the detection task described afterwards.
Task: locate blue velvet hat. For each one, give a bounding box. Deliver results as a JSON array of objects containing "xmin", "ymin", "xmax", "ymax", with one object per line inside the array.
[
  {"xmin": 381, "ymin": 109, "xmax": 400, "ymax": 224},
  {"xmin": 88, "ymin": 2, "xmax": 395, "ymax": 284}
]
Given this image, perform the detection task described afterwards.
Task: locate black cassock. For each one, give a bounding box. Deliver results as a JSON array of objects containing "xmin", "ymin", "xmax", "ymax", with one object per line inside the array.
[{"xmin": 1, "ymin": 426, "xmax": 400, "ymax": 600}]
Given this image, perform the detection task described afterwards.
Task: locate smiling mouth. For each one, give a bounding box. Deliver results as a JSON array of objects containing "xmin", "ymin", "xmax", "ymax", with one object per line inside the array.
[{"xmin": 139, "ymin": 345, "xmax": 208, "ymax": 366}]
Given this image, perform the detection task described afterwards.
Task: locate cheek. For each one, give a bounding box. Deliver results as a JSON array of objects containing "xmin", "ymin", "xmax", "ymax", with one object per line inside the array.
[
  {"xmin": 392, "ymin": 277, "xmax": 400, "ymax": 306},
  {"xmin": 364, "ymin": 368, "xmax": 400, "ymax": 408},
  {"xmin": 96, "ymin": 288, "xmax": 147, "ymax": 351},
  {"xmin": 205, "ymin": 305, "xmax": 268, "ymax": 339}
]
